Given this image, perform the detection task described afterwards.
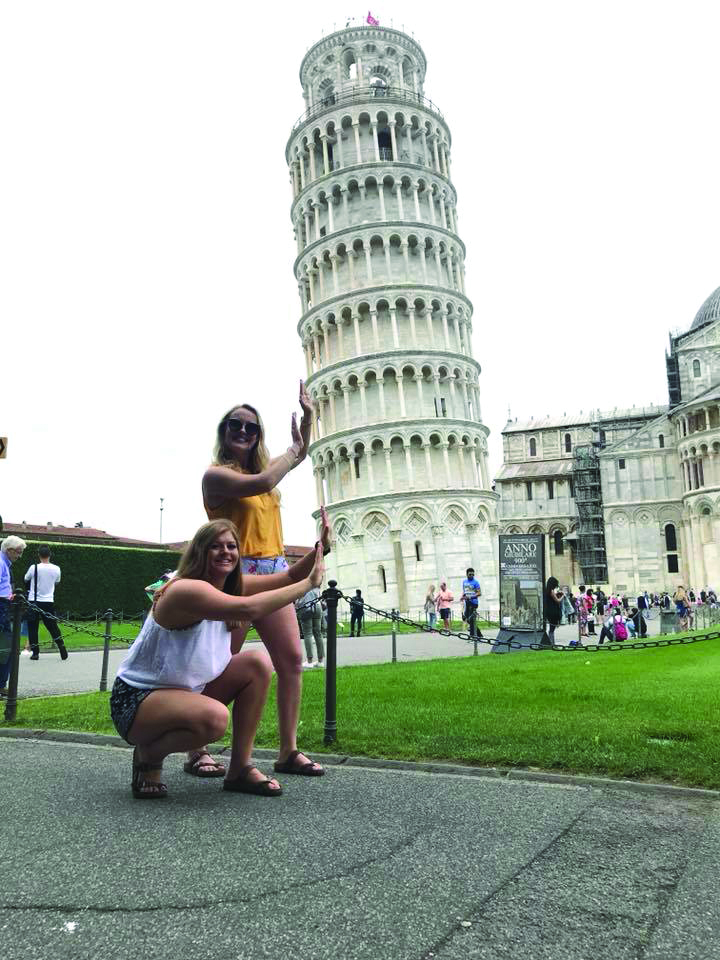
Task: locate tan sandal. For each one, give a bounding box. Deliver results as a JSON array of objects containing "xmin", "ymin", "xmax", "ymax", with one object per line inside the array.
[{"xmin": 183, "ymin": 750, "xmax": 226, "ymax": 778}]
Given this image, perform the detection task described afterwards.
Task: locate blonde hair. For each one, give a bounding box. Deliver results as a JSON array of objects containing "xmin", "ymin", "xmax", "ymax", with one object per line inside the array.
[
  {"xmin": 169, "ymin": 520, "xmax": 244, "ymax": 597},
  {"xmin": 212, "ymin": 403, "xmax": 279, "ymax": 503},
  {"xmin": 1, "ymin": 536, "xmax": 27, "ymax": 554}
]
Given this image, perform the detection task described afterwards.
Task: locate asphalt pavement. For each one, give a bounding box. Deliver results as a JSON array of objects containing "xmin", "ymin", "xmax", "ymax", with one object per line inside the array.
[{"xmin": 0, "ymin": 734, "xmax": 718, "ymax": 960}]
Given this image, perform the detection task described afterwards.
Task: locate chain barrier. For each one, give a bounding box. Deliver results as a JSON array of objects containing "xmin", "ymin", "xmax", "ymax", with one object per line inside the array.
[
  {"xmin": 21, "ymin": 592, "xmax": 720, "ymax": 656},
  {"xmin": 340, "ymin": 595, "xmax": 720, "ymax": 653},
  {"xmin": 23, "ymin": 599, "xmax": 136, "ymax": 646}
]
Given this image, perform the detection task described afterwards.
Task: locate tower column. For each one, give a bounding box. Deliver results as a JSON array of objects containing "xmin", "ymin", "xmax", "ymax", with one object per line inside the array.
[
  {"xmin": 388, "ymin": 120, "xmax": 398, "ymax": 158},
  {"xmin": 397, "ymin": 373, "xmax": 407, "ymax": 418},
  {"xmin": 353, "ymin": 122, "xmax": 362, "ymax": 163}
]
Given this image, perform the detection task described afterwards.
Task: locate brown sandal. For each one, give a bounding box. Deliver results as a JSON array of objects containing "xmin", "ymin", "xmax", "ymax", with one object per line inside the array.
[
  {"xmin": 132, "ymin": 748, "xmax": 168, "ymax": 800},
  {"xmin": 183, "ymin": 750, "xmax": 226, "ymax": 778},
  {"xmin": 223, "ymin": 765, "xmax": 283, "ymax": 797},
  {"xmin": 273, "ymin": 750, "xmax": 325, "ymax": 777}
]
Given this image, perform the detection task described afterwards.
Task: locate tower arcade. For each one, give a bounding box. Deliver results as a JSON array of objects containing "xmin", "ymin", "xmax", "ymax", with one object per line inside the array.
[{"xmin": 286, "ymin": 24, "xmax": 498, "ymax": 610}]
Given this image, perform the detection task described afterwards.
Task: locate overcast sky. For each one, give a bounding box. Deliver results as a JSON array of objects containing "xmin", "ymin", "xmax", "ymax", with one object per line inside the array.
[{"xmin": 2, "ymin": 1, "xmax": 719, "ymax": 547}]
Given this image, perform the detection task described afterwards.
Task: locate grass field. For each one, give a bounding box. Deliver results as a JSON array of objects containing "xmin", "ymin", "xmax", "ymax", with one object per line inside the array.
[
  {"xmin": 4, "ymin": 637, "xmax": 720, "ymax": 788},
  {"xmin": 27, "ymin": 616, "xmax": 489, "ymax": 652}
]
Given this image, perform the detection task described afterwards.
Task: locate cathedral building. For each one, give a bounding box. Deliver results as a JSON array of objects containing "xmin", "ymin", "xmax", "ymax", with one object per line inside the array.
[
  {"xmin": 287, "ymin": 23, "xmax": 498, "ymax": 610},
  {"xmin": 496, "ymin": 285, "xmax": 720, "ymax": 594}
]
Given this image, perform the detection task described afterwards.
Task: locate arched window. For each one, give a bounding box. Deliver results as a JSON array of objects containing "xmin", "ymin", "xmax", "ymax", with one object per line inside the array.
[
  {"xmin": 693, "ymin": 359, "xmax": 701, "ymax": 378},
  {"xmin": 415, "ymin": 541, "xmax": 422, "ymax": 561},
  {"xmin": 553, "ymin": 530, "xmax": 564, "ymax": 556},
  {"xmin": 658, "ymin": 434, "xmax": 665, "ymax": 449},
  {"xmin": 564, "ymin": 433, "xmax": 572, "ymax": 453},
  {"xmin": 529, "ymin": 438, "xmax": 537, "ymax": 457},
  {"xmin": 378, "ymin": 564, "xmax": 387, "ymax": 593},
  {"xmin": 665, "ymin": 523, "xmax": 677, "ymax": 551}
]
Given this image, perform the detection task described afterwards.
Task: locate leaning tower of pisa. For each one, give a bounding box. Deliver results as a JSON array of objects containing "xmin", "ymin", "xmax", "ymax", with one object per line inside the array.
[{"xmin": 286, "ymin": 22, "xmax": 498, "ymax": 613}]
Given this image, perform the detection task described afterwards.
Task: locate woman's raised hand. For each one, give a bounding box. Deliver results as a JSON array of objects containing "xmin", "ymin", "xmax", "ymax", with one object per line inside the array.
[
  {"xmin": 319, "ymin": 505, "xmax": 332, "ymax": 554},
  {"xmin": 308, "ymin": 541, "xmax": 325, "ymax": 589},
  {"xmin": 298, "ymin": 379, "xmax": 313, "ymax": 453}
]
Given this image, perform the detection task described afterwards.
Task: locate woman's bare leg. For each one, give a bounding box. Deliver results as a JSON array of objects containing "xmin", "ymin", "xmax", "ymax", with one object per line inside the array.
[
  {"xmin": 203, "ymin": 648, "xmax": 279, "ymax": 789},
  {"xmin": 128, "ymin": 689, "xmax": 230, "ymax": 792},
  {"xmin": 254, "ymin": 603, "xmax": 323, "ymax": 772},
  {"xmin": 184, "ymin": 622, "xmax": 252, "ymax": 772}
]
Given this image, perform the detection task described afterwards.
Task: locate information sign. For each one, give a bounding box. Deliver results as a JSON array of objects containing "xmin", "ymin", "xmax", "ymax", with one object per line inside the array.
[{"xmin": 498, "ymin": 533, "xmax": 545, "ymax": 631}]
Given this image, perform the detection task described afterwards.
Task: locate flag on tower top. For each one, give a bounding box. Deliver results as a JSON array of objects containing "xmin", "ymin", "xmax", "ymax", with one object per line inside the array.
[{"xmin": 367, "ymin": 11, "xmax": 379, "ymax": 25}]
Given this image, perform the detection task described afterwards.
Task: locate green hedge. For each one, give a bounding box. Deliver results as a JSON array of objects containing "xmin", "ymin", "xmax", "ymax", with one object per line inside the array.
[{"xmin": 14, "ymin": 541, "xmax": 182, "ymax": 617}]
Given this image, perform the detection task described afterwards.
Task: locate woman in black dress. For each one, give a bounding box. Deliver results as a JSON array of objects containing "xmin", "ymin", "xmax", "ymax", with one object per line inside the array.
[{"xmin": 544, "ymin": 576, "xmax": 564, "ymax": 645}]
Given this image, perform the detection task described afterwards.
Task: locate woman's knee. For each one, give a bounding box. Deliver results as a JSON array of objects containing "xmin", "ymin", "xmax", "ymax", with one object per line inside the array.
[
  {"xmin": 242, "ymin": 649, "xmax": 273, "ymax": 687},
  {"xmin": 199, "ymin": 700, "xmax": 230, "ymax": 742},
  {"xmin": 271, "ymin": 645, "xmax": 303, "ymax": 678}
]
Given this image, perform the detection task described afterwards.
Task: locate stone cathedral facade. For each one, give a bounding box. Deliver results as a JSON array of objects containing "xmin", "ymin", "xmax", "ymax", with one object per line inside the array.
[
  {"xmin": 286, "ymin": 24, "xmax": 498, "ymax": 612},
  {"xmin": 496, "ymin": 285, "xmax": 720, "ymax": 594}
]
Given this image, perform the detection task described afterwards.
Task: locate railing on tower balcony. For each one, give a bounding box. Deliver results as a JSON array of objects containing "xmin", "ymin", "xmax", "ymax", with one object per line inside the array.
[{"xmin": 290, "ymin": 84, "xmax": 445, "ymax": 135}]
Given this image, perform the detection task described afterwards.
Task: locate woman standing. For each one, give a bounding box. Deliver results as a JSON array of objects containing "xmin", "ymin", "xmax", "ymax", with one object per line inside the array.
[
  {"xmin": 202, "ymin": 383, "xmax": 328, "ymax": 777},
  {"xmin": 110, "ymin": 520, "xmax": 326, "ymax": 798},
  {"xmin": 0, "ymin": 536, "xmax": 27, "ymax": 697},
  {"xmin": 544, "ymin": 576, "xmax": 563, "ymax": 645},
  {"xmin": 424, "ymin": 585, "xmax": 437, "ymax": 629}
]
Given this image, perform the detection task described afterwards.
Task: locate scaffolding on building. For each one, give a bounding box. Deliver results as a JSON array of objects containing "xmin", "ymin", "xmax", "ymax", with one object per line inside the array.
[
  {"xmin": 572, "ymin": 442, "xmax": 608, "ymax": 584},
  {"xmin": 666, "ymin": 342, "xmax": 681, "ymax": 407}
]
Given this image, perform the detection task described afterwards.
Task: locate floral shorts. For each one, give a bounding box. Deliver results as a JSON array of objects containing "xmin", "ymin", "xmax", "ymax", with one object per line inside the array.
[
  {"xmin": 110, "ymin": 676, "xmax": 155, "ymax": 742},
  {"xmin": 240, "ymin": 555, "xmax": 289, "ymax": 575}
]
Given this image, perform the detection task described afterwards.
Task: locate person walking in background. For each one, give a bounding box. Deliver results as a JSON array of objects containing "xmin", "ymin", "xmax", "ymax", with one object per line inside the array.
[
  {"xmin": 585, "ymin": 587, "xmax": 596, "ymax": 635},
  {"xmin": 575, "ymin": 584, "xmax": 590, "ymax": 638},
  {"xmin": 435, "ymin": 581, "xmax": 454, "ymax": 630},
  {"xmin": 0, "ymin": 536, "xmax": 27, "ymax": 698},
  {"xmin": 462, "ymin": 567, "xmax": 481, "ymax": 639},
  {"xmin": 566, "ymin": 588, "xmax": 577, "ymax": 624},
  {"xmin": 24, "ymin": 546, "xmax": 67, "ymax": 661},
  {"xmin": 424, "ymin": 585, "xmax": 437, "ymax": 629},
  {"xmin": 295, "ymin": 585, "xmax": 324, "ymax": 667},
  {"xmin": 673, "ymin": 585, "xmax": 690, "ymax": 630},
  {"xmin": 544, "ymin": 576, "xmax": 563, "ymax": 645},
  {"xmin": 629, "ymin": 606, "xmax": 647, "ymax": 638},
  {"xmin": 349, "ymin": 589, "xmax": 365, "ymax": 636}
]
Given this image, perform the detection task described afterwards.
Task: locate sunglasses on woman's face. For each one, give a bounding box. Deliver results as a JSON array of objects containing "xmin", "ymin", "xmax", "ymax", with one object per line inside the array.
[{"xmin": 226, "ymin": 418, "xmax": 260, "ymax": 438}]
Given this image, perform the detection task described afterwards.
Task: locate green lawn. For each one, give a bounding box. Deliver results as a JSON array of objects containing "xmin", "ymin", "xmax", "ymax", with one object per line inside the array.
[
  {"xmin": 5, "ymin": 637, "xmax": 720, "ymax": 788},
  {"xmin": 27, "ymin": 616, "xmax": 491, "ymax": 652}
]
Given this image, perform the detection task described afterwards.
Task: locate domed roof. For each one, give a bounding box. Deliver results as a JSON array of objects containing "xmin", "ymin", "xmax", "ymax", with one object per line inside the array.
[{"xmin": 691, "ymin": 285, "xmax": 720, "ymax": 331}]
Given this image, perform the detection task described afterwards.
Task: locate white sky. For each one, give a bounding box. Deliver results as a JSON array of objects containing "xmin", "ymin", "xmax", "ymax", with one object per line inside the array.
[{"xmin": 2, "ymin": 1, "xmax": 719, "ymax": 546}]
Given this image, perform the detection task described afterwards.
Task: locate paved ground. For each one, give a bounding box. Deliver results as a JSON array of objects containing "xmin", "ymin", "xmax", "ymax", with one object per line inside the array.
[
  {"xmin": 13, "ymin": 616, "xmax": 665, "ymax": 700},
  {"xmin": 0, "ymin": 734, "xmax": 718, "ymax": 960}
]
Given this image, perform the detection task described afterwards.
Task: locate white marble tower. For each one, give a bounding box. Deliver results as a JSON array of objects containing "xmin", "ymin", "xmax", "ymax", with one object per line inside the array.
[{"xmin": 286, "ymin": 23, "xmax": 498, "ymax": 613}]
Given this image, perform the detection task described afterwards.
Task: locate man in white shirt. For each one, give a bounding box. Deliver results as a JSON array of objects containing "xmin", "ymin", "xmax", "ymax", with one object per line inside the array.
[{"xmin": 24, "ymin": 546, "xmax": 67, "ymax": 660}]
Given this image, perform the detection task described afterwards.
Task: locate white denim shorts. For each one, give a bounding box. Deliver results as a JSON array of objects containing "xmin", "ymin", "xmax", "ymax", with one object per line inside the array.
[{"xmin": 240, "ymin": 555, "xmax": 289, "ymax": 575}]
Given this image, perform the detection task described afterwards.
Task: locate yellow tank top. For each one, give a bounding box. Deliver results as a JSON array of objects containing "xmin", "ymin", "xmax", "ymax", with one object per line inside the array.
[{"xmin": 204, "ymin": 480, "xmax": 284, "ymax": 559}]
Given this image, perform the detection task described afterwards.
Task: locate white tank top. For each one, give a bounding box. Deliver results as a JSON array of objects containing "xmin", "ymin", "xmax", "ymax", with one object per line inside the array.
[{"xmin": 116, "ymin": 612, "xmax": 231, "ymax": 692}]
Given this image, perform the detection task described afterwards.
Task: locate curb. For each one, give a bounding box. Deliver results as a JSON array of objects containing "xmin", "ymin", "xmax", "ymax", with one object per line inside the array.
[{"xmin": 0, "ymin": 727, "xmax": 717, "ymax": 800}]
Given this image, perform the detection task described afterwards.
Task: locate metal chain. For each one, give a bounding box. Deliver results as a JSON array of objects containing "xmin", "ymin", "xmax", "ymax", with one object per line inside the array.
[
  {"xmin": 22, "ymin": 599, "xmax": 135, "ymax": 645},
  {"xmin": 341, "ymin": 596, "xmax": 720, "ymax": 653}
]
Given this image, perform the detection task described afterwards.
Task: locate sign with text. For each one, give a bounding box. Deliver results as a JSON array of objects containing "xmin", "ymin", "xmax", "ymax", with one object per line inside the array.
[{"xmin": 499, "ymin": 533, "xmax": 545, "ymax": 631}]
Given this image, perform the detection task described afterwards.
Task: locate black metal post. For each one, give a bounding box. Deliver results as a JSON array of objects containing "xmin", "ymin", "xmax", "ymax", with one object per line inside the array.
[
  {"xmin": 323, "ymin": 580, "xmax": 341, "ymax": 744},
  {"xmin": 391, "ymin": 609, "xmax": 397, "ymax": 663},
  {"xmin": 4, "ymin": 589, "xmax": 25, "ymax": 722},
  {"xmin": 99, "ymin": 609, "xmax": 113, "ymax": 692}
]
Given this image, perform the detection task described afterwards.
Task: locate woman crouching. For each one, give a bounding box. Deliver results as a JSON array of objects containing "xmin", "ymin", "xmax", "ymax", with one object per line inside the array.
[{"xmin": 109, "ymin": 519, "xmax": 324, "ymax": 799}]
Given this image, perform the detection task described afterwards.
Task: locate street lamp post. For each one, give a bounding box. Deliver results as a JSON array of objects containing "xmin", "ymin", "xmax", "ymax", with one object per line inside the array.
[{"xmin": 159, "ymin": 497, "xmax": 164, "ymax": 544}]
